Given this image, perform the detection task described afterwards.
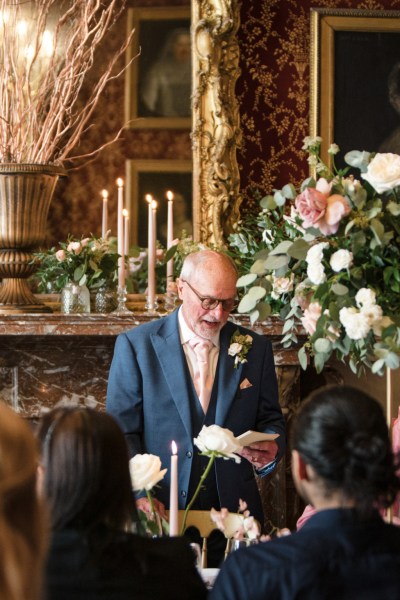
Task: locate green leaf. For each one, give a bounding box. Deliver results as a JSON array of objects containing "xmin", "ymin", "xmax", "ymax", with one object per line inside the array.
[
  {"xmin": 385, "ymin": 352, "xmax": 400, "ymax": 370},
  {"xmin": 247, "ymin": 286, "xmax": 267, "ymax": 301},
  {"xmin": 237, "ymin": 294, "xmax": 257, "ymax": 313},
  {"xmin": 287, "ymin": 238, "xmax": 309, "ymax": 260},
  {"xmin": 250, "ymin": 259, "xmax": 268, "ymax": 276},
  {"xmin": 314, "ymin": 338, "xmax": 331, "ymax": 353},
  {"xmin": 255, "ymin": 301, "xmax": 272, "ymax": 321},
  {"xmin": 236, "ymin": 273, "xmax": 258, "ymax": 288},
  {"xmin": 281, "ymin": 183, "xmax": 297, "ymax": 199},
  {"xmin": 298, "ymin": 346, "xmax": 308, "ymax": 370},
  {"xmin": 273, "ymin": 190, "xmax": 286, "ymax": 206},
  {"xmin": 269, "ymin": 240, "xmax": 292, "ymax": 255},
  {"xmin": 331, "ymin": 283, "xmax": 349, "ymax": 296},
  {"xmin": 74, "ymin": 264, "xmax": 85, "ymax": 281},
  {"xmin": 264, "ymin": 254, "xmax": 289, "ymax": 270},
  {"xmin": 259, "ymin": 195, "xmax": 277, "ymax": 210}
]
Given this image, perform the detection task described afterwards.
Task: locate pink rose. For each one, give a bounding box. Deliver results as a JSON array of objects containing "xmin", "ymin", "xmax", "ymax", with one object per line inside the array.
[
  {"xmin": 317, "ymin": 194, "xmax": 351, "ymax": 235},
  {"xmin": 67, "ymin": 241, "xmax": 82, "ymax": 254},
  {"xmin": 55, "ymin": 249, "xmax": 66, "ymax": 262},
  {"xmin": 295, "ymin": 187, "xmax": 327, "ymax": 229},
  {"xmin": 301, "ymin": 302, "xmax": 322, "ymax": 335},
  {"xmin": 80, "ymin": 237, "xmax": 90, "ymax": 247}
]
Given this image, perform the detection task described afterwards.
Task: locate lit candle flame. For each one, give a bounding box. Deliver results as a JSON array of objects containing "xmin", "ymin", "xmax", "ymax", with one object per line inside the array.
[
  {"xmin": 101, "ymin": 189, "xmax": 108, "ymax": 199},
  {"xmin": 166, "ymin": 190, "xmax": 174, "ymax": 201},
  {"xmin": 151, "ymin": 200, "xmax": 157, "ymax": 210},
  {"xmin": 122, "ymin": 208, "xmax": 129, "ymax": 217},
  {"xmin": 171, "ymin": 440, "xmax": 177, "ymax": 454},
  {"xmin": 116, "ymin": 177, "xmax": 124, "ymax": 188},
  {"xmin": 145, "ymin": 193, "xmax": 153, "ymax": 204}
]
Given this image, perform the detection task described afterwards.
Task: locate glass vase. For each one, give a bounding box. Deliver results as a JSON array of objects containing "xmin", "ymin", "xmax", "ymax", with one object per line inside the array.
[
  {"xmin": 60, "ymin": 282, "xmax": 90, "ymax": 314},
  {"xmin": 93, "ymin": 285, "xmax": 118, "ymax": 313}
]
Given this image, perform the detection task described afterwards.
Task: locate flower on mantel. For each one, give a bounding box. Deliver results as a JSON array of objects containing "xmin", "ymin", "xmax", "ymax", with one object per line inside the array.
[
  {"xmin": 228, "ymin": 136, "xmax": 400, "ymax": 376},
  {"xmin": 33, "ymin": 233, "xmax": 119, "ymax": 292},
  {"xmin": 211, "ymin": 499, "xmax": 261, "ymax": 541}
]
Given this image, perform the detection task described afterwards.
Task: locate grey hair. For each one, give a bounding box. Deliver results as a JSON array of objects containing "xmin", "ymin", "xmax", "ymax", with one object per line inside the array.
[{"xmin": 180, "ymin": 250, "xmax": 238, "ymax": 282}]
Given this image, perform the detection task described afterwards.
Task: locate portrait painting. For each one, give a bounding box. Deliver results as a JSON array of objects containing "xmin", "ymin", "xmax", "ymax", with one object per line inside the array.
[
  {"xmin": 126, "ymin": 160, "xmax": 192, "ymax": 248},
  {"xmin": 310, "ymin": 9, "xmax": 400, "ymax": 167},
  {"xmin": 125, "ymin": 7, "xmax": 191, "ymax": 129}
]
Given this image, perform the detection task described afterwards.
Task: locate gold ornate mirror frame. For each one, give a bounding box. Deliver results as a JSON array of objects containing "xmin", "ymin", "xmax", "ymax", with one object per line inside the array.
[{"xmin": 191, "ymin": 0, "xmax": 242, "ymax": 245}]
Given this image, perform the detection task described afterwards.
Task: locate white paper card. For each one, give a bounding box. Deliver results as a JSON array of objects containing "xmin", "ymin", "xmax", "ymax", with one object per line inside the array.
[{"xmin": 237, "ymin": 430, "xmax": 279, "ymax": 446}]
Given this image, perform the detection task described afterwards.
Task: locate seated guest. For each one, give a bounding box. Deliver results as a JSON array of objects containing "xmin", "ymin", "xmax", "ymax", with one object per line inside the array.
[
  {"xmin": 210, "ymin": 385, "xmax": 400, "ymax": 600},
  {"xmin": 0, "ymin": 402, "xmax": 47, "ymax": 600},
  {"xmin": 37, "ymin": 406, "xmax": 207, "ymax": 600}
]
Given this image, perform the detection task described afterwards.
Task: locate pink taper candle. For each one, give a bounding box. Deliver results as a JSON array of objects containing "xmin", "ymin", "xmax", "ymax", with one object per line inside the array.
[
  {"xmin": 117, "ymin": 178, "xmax": 125, "ymax": 289},
  {"xmin": 123, "ymin": 209, "xmax": 130, "ymax": 256},
  {"xmin": 101, "ymin": 189, "xmax": 108, "ymax": 238},
  {"xmin": 166, "ymin": 190, "xmax": 174, "ymax": 282},
  {"xmin": 146, "ymin": 194, "xmax": 156, "ymax": 309},
  {"xmin": 169, "ymin": 440, "xmax": 179, "ymax": 536}
]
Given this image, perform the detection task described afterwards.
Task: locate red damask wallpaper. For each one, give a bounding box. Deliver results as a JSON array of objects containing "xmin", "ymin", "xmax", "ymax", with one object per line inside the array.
[{"xmin": 47, "ymin": 0, "xmax": 400, "ymax": 245}]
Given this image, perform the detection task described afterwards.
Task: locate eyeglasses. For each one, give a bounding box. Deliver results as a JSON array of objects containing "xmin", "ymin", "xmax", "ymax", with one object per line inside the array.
[{"xmin": 182, "ymin": 280, "xmax": 238, "ymax": 312}]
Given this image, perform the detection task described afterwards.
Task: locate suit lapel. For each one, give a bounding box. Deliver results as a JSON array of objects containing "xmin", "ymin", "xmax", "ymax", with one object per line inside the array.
[
  {"xmin": 215, "ymin": 324, "xmax": 243, "ymax": 426},
  {"xmin": 150, "ymin": 311, "xmax": 193, "ymax": 440}
]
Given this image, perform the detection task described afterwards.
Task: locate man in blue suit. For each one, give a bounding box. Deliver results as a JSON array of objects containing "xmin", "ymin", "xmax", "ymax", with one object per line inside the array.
[{"xmin": 106, "ymin": 250, "xmax": 285, "ymax": 525}]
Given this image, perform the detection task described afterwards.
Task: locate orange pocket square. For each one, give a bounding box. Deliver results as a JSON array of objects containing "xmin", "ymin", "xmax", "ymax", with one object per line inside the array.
[{"xmin": 240, "ymin": 378, "xmax": 252, "ymax": 390}]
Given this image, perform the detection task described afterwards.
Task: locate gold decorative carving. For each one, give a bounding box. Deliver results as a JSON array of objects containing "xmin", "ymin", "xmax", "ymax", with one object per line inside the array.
[{"xmin": 191, "ymin": 0, "xmax": 242, "ymax": 245}]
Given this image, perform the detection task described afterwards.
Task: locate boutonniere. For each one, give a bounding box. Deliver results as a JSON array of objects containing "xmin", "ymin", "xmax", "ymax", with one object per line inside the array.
[{"xmin": 228, "ymin": 330, "xmax": 253, "ymax": 368}]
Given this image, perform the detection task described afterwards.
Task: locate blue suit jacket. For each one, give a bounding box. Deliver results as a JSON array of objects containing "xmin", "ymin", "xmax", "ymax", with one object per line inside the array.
[{"xmin": 106, "ymin": 311, "xmax": 285, "ymax": 522}]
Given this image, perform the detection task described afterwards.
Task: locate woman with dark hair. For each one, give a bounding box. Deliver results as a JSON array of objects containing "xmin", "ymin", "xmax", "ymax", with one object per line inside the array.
[
  {"xmin": 0, "ymin": 402, "xmax": 47, "ymax": 600},
  {"xmin": 37, "ymin": 406, "xmax": 206, "ymax": 600},
  {"xmin": 210, "ymin": 385, "xmax": 400, "ymax": 600}
]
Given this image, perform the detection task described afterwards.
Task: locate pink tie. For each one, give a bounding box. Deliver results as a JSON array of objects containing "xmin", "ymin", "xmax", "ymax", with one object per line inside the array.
[{"xmin": 189, "ymin": 337, "xmax": 213, "ymax": 413}]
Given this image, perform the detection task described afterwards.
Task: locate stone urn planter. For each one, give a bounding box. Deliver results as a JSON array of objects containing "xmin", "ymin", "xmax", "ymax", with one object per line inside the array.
[{"xmin": 0, "ymin": 163, "xmax": 65, "ymax": 314}]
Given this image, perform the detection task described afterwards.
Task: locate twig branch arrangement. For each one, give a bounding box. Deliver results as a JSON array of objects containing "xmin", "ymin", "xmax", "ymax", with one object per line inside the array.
[{"xmin": 0, "ymin": 0, "xmax": 134, "ymax": 165}]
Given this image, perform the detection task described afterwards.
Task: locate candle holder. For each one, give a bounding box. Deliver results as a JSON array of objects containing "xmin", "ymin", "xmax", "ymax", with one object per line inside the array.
[
  {"xmin": 163, "ymin": 289, "xmax": 178, "ymax": 313},
  {"xmin": 111, "ymin": 286, "xmax": 132, "ymax": 315},
  {"xmin": 144, "ymin": 295, "xmax": 159, "ymax": 317}
]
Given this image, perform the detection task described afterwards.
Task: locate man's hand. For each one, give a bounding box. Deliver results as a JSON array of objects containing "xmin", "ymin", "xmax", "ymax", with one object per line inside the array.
[
  {"xmin": 238, "ymin": 440, "xmax": 278, "ymax": 470},
  {"xmin": 136, "ymin": 496, "xmax": 167, "ymax": 519}
]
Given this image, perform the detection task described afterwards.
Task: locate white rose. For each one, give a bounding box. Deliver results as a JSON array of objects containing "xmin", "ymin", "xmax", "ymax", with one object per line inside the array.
[
  {"xmin": 307, "ymin": 263, "xmax": 326, "ymax": 285},
  {"xmin": 330, "ymin": 249, "xmax": 353, "ymax": 272},
  {"xmin": 362, "ymin": 153, "xmax": 400, "ymax": 193},
  {"xmin": 339, "ymin": 307, "xmax": 371, "ymax": 340},
  {"xmin": 361, "ymin": 303, "xmax": 382, "ymax": 327},
  {"xmin": 228, "ymin": 342, "xmax": 242, "ymax": 357},
  {"xmin": 306, "ymin": 242, "xmax": 329, "ymax": 264},
  {"xmin": 129, "ymin": 454, "xmax": 167, "ymax": 492},
  {"xmin": 194, "ymin": 425, "xmax": 241, "ymax": 463},
  {"xmin": 355, "ymin": 288, "xmax": 376, "ymax": 308}
]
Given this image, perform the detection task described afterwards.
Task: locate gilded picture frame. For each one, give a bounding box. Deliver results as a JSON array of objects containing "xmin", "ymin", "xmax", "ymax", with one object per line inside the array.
[
  {"xmin": 310, "ymin": 8, "xmax": 400, "ymax": 166},
  {"xmin": 126, "ymin": 159, "xmax": 193, "ymax": 248},
  {"xmin": 125, "ymin": 7, "xmax": 191, "ymax": 129}
]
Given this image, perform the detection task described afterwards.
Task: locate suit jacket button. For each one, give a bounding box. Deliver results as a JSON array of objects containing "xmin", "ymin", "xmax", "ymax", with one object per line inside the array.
[
  {"xmin": 180, "ymin": 490, "xmax": 187, "ymax": 497},
  {"xmin": 186, "ymin": 451, "xmax": 192, "ymax": 458}
]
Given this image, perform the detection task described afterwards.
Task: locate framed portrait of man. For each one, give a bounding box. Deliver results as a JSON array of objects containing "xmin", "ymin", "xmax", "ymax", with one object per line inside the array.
[
  {"xmin": 125, "ymin": 7, "xmax": 191, "ymax": 129},
  {"xmin": 126, "ymin": 159, "xmax": 193, "ymax": 248},
  {"xmin": 310, "ymin": 8, "xmax": 400, "ymax": 167}
]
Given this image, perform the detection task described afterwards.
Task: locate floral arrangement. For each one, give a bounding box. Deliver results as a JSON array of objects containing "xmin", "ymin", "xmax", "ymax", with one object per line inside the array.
[
  {"xmin": 33, "ymin": 233, "xmax": 119, "ymax": 292},
  {"xmin": 228, "ymin": 331, "xmax": 253, "ymax": 367},
  {"xmin": 229, "ymin": 137, "xmax": 400, "ymax": 376}
]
